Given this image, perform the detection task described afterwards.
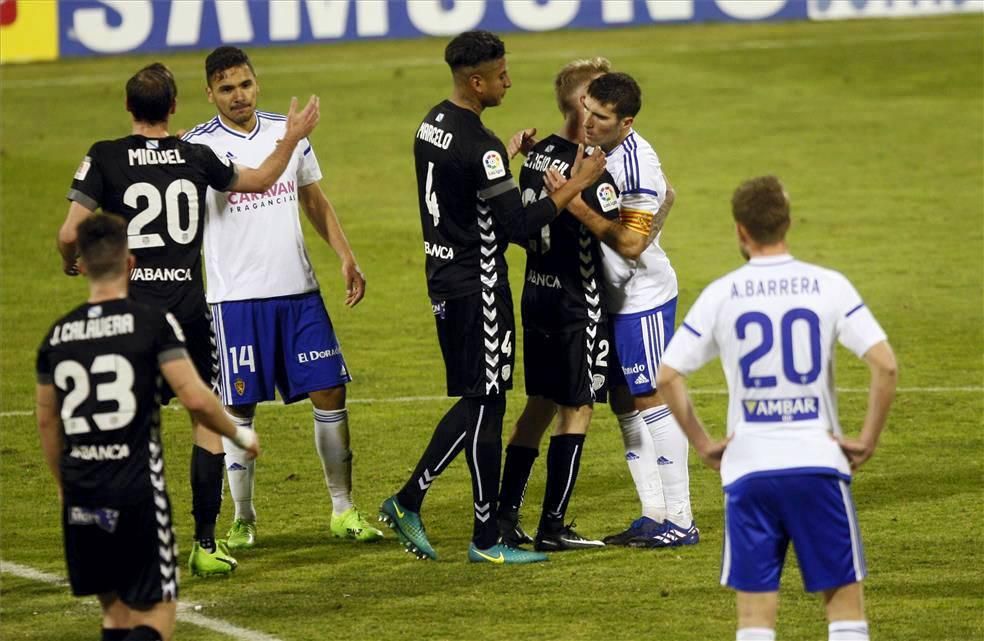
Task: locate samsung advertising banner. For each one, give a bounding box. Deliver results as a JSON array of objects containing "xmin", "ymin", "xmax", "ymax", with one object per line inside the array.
[{"xmin": 1, "ymin": 0, "xmax": 981, "ymax": 63}]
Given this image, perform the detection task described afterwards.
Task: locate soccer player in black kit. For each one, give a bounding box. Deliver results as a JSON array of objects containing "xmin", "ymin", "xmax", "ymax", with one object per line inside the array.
[
  {"xmin": 378, "ymin": 30, "xmax": 606, "ymax": 564},
  {"xmin": 37, "ymin": 214, "xmax": 260, "ymax": 641},
  {"xmin": 496, "ymin": 58, "xmax": 622, "ymax": 552},
  {"xmin": 56, "ymin": 63, "xmax": 318, "ymax": 576}
]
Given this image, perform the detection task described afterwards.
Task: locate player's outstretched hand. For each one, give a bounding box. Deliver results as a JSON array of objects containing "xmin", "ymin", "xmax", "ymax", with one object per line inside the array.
[
  {"xmin": 838, "ymin": 436, "xmax": 875, "ymax": 471},
  {"xmin": 543, "ymin": 167, "xmax": 567, "ymax": 194},
  {"xmin": 507, "ymin": 128, "xmax": 538, "ymax": 158},
  {"xmin": 342, "ymin": 260, "xmax": 366, "ymax": 307},
  {"xmin": 697, "ymin": 435, "xmax": 731, "ymax": 471},
  {"xmin": 570, "ymin": 143, "xmax": 606, "ymax": 186},
  {"xmin": 284, "ymin": 95, "xmax": 320, "ymax": 142}
]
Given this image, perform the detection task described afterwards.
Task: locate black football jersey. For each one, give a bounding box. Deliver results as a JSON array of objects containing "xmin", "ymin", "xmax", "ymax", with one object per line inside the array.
[
  {"xmin": 67, "ymin": 136, "xmax": 236, "ymax": 320},
  {"xmin": 414, "ymin": 101, "xmax": 555, "ymax": 300},
  {"xmin": 36, "ymin": 298, "xmax": 186, "ymax": 505},
  {"xmin": 520, "ymin": 135, "xmax": 620, "ymax": 332}
]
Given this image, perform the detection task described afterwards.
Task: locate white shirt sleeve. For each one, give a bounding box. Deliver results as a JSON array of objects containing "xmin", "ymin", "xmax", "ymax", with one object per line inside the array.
[
  {"xmin": 661, "ymin": 284, "xmax": 721, "ymax": 376},
  {"xmin": 834, "ymin": 274, "xmax": 888, "ymax": 357},
  {"xmin": 297, "ymin": 138, "xmax": 323, "ymax": 187}
]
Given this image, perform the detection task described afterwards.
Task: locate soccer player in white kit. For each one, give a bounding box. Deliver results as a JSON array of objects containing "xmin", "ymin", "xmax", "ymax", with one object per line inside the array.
[
  {"xmin": 657, "ymin": 176, "xmax": 897, "ymax": 641},
  {"xmin": 184, "ymin": 46, "xmax": 382, "ymax": 548},
  {"xmin": 557, "ymin": 73, "xmax": 695, "ymax": 547}
]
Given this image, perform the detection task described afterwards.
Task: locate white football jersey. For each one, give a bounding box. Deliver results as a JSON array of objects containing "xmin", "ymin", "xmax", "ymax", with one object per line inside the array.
[
  {"xmin": 600, "ymin": 130, "xmax": 677, "ymax": 314},
  {"xmin": 660, "ymin": 254, "xmax": 887, "ymax": 487},
  {"xmin": 183, "ymin": 111, "xmax": 322, "ymax": 303}
]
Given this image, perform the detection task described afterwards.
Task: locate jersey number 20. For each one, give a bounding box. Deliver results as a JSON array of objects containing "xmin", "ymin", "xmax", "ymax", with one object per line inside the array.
[
  {"xmin": 736, "ymin": 308, "xmax": 821, "ymax": 388},
  {"xmin": 125, "ymin": 179, "xmax": 199, "ymax": 249}
]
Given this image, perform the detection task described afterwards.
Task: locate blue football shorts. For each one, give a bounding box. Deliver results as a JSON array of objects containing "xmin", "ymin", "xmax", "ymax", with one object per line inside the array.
[
  {"xmin": 721, "ymin": 472, "xmax": 867, "ymax": 593},
  {"xmin": 210, "ymin": 291, "xmax": 351, "ymax": 405},
  {"xmin": 609, "ymin": 297, "xmax": 676, "ymax": 396}
]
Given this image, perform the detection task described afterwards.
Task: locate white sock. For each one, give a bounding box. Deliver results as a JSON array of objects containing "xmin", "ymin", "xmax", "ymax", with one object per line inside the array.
[
  {"xmin": 222, "ymin": 412, "xmax": 256, "ymax": 522},
  {"xmin": 642, "ymin": 405, "xmax": 693, "ymax": 526},
  {"xmin": 617, "ymin": 411, "xmax": 666, "ymax": 522},
  {"xmin": 314, "ymin": 408, "xmax": 353, "ymax": 514},
  {"xmin": 829, "ymin": 620, "xmax": 869, "ymax": 641},
  {"xmin": 737, "ymin": 628, "xmax": 775, "ymax": 641}
]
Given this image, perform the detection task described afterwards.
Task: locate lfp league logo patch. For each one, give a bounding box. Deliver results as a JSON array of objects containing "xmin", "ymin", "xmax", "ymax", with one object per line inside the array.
[
  {"xmin": 596, "ymin": 183, "xmax": 619, "ymax": 212},
  {"xmin": 483, "ymin": 150, "xmax": 506, "ymax": 180}
]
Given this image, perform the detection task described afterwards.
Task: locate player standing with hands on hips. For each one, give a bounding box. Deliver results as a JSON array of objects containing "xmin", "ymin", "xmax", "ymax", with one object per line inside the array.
[{"xmin": 657, "ymin": 176, "xmax": 897, "ymax": 641}]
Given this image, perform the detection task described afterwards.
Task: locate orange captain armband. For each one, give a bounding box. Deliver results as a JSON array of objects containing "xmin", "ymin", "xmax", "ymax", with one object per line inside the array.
[{"xmin": 618, "ymin": 207, "xmax": 654, "ymax": 236}]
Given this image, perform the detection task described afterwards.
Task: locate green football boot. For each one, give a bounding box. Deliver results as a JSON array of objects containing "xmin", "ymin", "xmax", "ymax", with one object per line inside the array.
[
  {"xmin": 467, "ymin": 542, "xmax": 548, "ymax": 565},
  {"xmin": 188, "ymin": 541, "xmax": 237, "ymax": 577},
  {"xmin": 225, "ymin": 518, "xmax": 257, "ymax": 550},
  {"xmin": 331, "ymin": 507, "xmax": 384, "ymax": 542},
  {"xmin": 378, "ymin": 495, "xmax": 437, "ymax": 560}
]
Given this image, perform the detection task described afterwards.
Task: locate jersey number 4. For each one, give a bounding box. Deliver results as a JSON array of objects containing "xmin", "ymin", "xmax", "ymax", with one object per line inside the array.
[
  {"xmin": 736, "ymin": 308, "xmax": 821, "ymax": 388},
  {"xmin": 125, "ymin": 179, "xmax": 199, "ymax": 249},
  {"xmin": 425, "ymin": 162, "xmax": 440, "ymax": 227},
  {"xmin": 54, "ymin": 355, "xmax": 136, "ymax": 435}
]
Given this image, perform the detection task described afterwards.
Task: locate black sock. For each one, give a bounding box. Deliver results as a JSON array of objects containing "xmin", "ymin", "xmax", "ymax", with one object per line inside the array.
[
  {"xmin": 102, "ymin": 629, "xmax": 129, "ymax": 641},
  {"xmin": 124, "ymin": 625, "xmax": 163, "ymax": 641},
  {"xmin": 397, "ymin": 398, "xmax": 471, "ymax": 512},
  {"xmin": 191, "ymin": 445, "xmax": 224, "ymax": 543},
  {"xmin": 539, "ymin": 434, "xmax": 586, "ymax": 532},
  {"xmin": 463, "ymin": 396, "xmax": 506, "ymax": 549},
  {"xmin": 498, "ymin": 444, "xmax": 538, "ymax": 516}
]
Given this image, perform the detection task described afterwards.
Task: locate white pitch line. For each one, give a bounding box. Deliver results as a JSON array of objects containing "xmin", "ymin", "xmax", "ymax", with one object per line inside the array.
[
  {"xmin": 1, "ymin": 386, "xmax": 980, "ymax": 418},
  {"xmin": 0, "ymin": 560, "xmax": 286, "ymax": 641},
  {"xmin": 0, "ymin": 29, "xmax": 972, "ymax": 90}
]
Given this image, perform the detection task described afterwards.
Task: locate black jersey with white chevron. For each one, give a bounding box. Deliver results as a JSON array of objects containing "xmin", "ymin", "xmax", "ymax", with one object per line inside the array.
[
  {"xmin": 36, "ymin": 298, "xmax": 186, "ymax": 505},
  {"xmin": 520, "ymin": 135, "xmax": 620, "ymax": 332}
]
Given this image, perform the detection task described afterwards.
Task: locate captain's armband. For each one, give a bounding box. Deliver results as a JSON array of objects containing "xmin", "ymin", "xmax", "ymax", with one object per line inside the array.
[{"xmin": 618, "ymin": 207, "xmax": 654, "ymax": 236}]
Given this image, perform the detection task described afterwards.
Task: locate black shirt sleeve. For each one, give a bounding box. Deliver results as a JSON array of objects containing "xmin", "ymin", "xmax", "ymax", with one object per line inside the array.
[
  {"xmin": 191, "ymin": 143, "xmax": 237, "ymax": 192},
  {"xmin": 472, "ymin": 138, "xmax": 557, "ymax": 244},
  {"xmin": 36, "ymin": 332, "xmax": 54, "ymax": 385},
  {"xmin": 156, "ymin": 312, "xmax": 189, "ymax": 365},
  {"xmin": 66, "ymin": 143, "xmax": 104, "ymax": 211}
]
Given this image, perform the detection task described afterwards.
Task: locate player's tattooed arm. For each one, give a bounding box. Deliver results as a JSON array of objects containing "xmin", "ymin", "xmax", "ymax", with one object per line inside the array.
[
  {"xmin": 298, "ymin": 183, "xmax": 366, "ymax": 307},
  {"xmin": 35, "ymin": 383, "xmax": 64, "ymax": 502},
  {"xmin": 647, "ymin": 174, "xmax": 676, "ymax": 243},
  {"xmin": 57, "ymin": 202, "xmax": 96, "ymax": 276},
  {"xmin": 230, "ymin": 95, "xmax": 321, "ymax": 193}
]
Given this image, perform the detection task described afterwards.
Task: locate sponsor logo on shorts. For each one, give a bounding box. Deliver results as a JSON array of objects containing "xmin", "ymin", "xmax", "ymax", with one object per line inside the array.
[
  {"xmin": 234, "ymin": 378, "xmax": 246, "ymax": 396},
  {"xmin": 742, "ymin": 397, "xmax": 819, "ymax": 423},
  {"xmin": 622, "ymin": 363, "xmax": 646, "ymax": 375},
  {"xmin": 297, "ymin": 347, "xmax": 342, "ymax": 363},
  {"xmin": 634, "ymin": 373, "xmax": 650, "ymax": 385},
  {"xmin": 591, "ymin": 373, "xmax": 606, "ymax": 391},
  {"xmin": 68, "ymin": 506, "xmax": 120, "ymax": 533},
  {"xmin": 432, "ymin": 300, "xmax": 446, "ymax": 320},
  {"xmin": 501, "ymin": 364, "xmax": 512, "ymax": 381}
]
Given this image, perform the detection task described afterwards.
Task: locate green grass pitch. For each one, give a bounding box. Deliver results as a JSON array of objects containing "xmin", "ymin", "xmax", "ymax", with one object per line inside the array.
[{"xmin": 1, "ymin": 14, "xmax": 981, "ymax": 641}]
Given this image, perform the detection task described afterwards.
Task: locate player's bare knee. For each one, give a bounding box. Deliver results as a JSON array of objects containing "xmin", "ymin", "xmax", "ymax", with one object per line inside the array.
[
  {"xmin": 225, "ymin": 403, "xmax": 256, "ymax": 420},
  {"xmin": 310, "ymin": 385, "xmax": 346, "ymax": 411},
  {"xmin": 823, "ymin": 582, "xmax": 865, "ymax": 621},
  {"xmin": 554, "ymin": 404, "xmax": 592, "ymax": 436}
]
